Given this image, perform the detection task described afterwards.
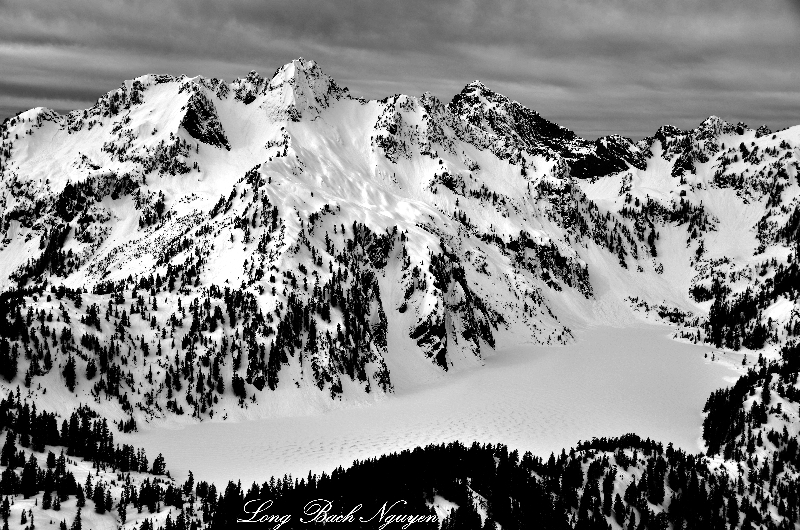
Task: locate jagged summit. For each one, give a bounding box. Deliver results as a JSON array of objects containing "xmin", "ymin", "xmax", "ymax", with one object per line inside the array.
[
  {"xmin": 462, "ymin": 80, "xmax": 490, "ymax": 92},
  {"xmin": 267, "ymin": 57, "xmax": 328, "ymax": 88},
  {"xmin": 449, "ymin": 79, "xmax": 581, "ymax": 158},
  {"xmin": 698, "ymin": 115, "xmax": 734, "ymax": 134},
  {"xmin": 261, "ymin": 57, "xmax": 350, "ymax": 120}
]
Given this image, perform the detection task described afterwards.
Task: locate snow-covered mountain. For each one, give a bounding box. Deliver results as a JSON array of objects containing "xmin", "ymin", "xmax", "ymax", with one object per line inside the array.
[{"xmin": 0, "ymin": 58, "xmax": 798, "ymax": 426}]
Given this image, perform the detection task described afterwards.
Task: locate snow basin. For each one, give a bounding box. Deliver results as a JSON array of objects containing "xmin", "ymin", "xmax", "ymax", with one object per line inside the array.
[{"xmin": 128, "ymin": 324, "xmax": 740, "ymax": 488}]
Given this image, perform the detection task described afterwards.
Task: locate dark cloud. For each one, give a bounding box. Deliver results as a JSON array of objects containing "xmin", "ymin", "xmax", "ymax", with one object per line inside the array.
[
  {"xmin": 0, "ymin": 79, "xmax": 100, "ymax": 102},
  {"xmin": 0, "ymin": 0, "xmax": 798, "ymax": 138}
]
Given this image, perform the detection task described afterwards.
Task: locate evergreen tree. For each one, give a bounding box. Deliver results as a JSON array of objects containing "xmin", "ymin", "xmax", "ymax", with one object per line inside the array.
[
  {"xmin": 118, "ymin": 495, "xmax": 127, "ymax": 524},
  {"xmin": 613, "ymin": 494, "xmax": 626, "ymax": 525},
  {"xmin": 70, "ymin": 507, "xmax": 81, "ymax": 530},
  {"xmin": 21, "ymin": 454, "xmax": 39, "ymax": 498},
  {"xmin": 63, "ymin": 356, "xmax": 77, "ymax": 392},
  {"xmin": 152, "ymin": 454, "xmax": 166, "ymax": 475},
  {"xmin": 0, "ymin": 432, "xmax": 16, "ymax": 467},
  {"xmin": 93, "ymin": 483, "xmax": 105, "ymax": 514},
  {"xmin": 85, "ymin": 359, "xmax": 97, "ymax": 380},
  {"xmin": 0, "ymin": 339, "xmax": 16, "ymax": 382}
]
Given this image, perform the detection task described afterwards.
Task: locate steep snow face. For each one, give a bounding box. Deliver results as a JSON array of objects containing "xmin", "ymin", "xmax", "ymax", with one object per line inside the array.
[{"xmin": 0, "ymin": 58, "xmax": 798, "ymax": 428}]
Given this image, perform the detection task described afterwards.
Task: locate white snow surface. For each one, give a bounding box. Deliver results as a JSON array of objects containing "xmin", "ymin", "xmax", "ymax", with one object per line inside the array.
[{"xmin": 126, "ymin": 324, "xmax": 738, "ymax": 488}]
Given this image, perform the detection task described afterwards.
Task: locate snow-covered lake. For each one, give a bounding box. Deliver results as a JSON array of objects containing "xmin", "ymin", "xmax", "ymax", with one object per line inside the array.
[{"xmin": 130, "ymin": 324, "xmax": 739, "ymax": 487}]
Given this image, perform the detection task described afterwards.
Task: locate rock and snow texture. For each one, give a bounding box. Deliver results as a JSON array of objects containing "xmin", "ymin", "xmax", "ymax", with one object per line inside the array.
[{"xmin": 0, "ymin": 57, "xmax": 798, "ymax": 427}]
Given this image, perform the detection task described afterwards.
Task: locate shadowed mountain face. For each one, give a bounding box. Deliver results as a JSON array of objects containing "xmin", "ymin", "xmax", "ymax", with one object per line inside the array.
[{"xmin": 0, "ymin": 58, "xmax": 798, "ymax": 426}]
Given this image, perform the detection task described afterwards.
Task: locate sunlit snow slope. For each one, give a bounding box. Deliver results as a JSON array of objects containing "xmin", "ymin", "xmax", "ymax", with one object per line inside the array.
[{"xmin": 0, "ymin": 58, "xmax": 798, "ymax": 426}]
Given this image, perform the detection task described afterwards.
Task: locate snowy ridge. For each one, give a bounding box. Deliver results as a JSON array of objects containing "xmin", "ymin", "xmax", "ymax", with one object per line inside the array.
[{"xmin": 0, "ymin": 59, "xmax": 798, "ymax": 430}]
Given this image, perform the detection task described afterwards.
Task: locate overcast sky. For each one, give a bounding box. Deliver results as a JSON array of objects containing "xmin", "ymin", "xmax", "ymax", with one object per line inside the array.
[{"xmin": 1, "ymin": 0, "xmax": 798, "ymax": 139}]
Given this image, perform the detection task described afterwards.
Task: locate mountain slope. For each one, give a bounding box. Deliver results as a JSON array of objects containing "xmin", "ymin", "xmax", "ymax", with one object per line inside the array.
[{"xmin": 0, "ymin": 58, "xmax": 798, "ymax": 429}]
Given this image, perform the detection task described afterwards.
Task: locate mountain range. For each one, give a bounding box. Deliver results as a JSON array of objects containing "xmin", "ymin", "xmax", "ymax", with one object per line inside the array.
[
  {"xmin": 2, "ymin": 58, "xmax": 798, "ymax": 421},
  {"xmin": 1, "ymin": 57, "xmax": 800, "ymax": 529}
]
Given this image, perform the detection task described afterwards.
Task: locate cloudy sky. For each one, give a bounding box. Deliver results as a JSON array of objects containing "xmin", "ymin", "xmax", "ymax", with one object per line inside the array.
[{"xmin": 0, "ymin": 0, "xmax": 798, "ymax": 139}]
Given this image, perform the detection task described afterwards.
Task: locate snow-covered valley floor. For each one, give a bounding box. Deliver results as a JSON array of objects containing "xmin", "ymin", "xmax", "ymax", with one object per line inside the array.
[{"xmin": 124, "ymin": 324, "xmax": 740, "ymax": 488}]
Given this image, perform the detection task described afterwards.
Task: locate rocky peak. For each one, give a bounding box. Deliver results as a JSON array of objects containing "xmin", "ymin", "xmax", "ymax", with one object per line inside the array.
[
  {"xmin": 231, "ymin": 70, "xmax": 268, "ymax": 104},
  {"xmin": 450, "ymin": 80, "xmax": 582, "ymax": 159},
  {"xmin": 697, "ymin": 115, "xmax": 734, "ymax": 137},
  {"xmin": 263, "ymin": 58, "xmax": 350, "ymax": 120}
]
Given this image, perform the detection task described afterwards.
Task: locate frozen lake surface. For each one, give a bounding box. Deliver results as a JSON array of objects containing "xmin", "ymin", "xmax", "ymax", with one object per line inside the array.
[{"xmin": 129, "ymin": 324, "xmax": 739, "ymax": 487}]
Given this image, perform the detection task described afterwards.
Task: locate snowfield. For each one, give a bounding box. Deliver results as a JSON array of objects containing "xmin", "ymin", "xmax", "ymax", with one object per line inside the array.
[{"xmin": 127, "ymin": 323, "xmax": 739, "ymax": 488}]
